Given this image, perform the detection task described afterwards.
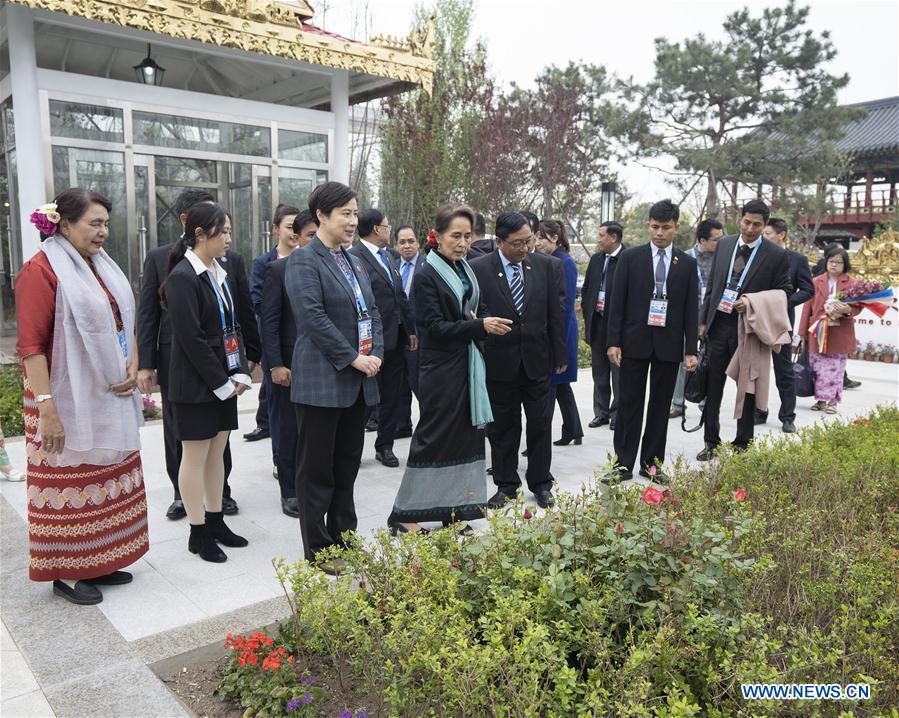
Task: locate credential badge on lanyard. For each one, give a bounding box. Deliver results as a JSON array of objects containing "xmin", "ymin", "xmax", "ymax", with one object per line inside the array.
[
  {"xmin": 717, "ymin": 240, "xmax": 759, "ymax": 314},
  {"xmin": 207, "ymin": 274, "xmax": 242, "ymax": 371},
  {"xmin": 648, "ymin": 252, "xmax": 668, "ymax": 327},
  {"xmin": 348, "ymin": 263, "xmax": 373, "ymax": 356}
]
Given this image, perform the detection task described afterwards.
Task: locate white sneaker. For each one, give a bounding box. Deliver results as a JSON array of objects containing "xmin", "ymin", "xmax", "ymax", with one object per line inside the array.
[{"xmin": 1, "ymin": 467, "xmax": 26, "ymax": 481}]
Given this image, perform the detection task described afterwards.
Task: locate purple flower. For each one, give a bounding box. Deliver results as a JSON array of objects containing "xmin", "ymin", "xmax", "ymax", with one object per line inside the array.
[
  {"xmin": 356, "ymin": 712, "xmax": 369, "ymax": 718},
  {"xmin": 286, "ymin": 698, "xmax": 301, "ymax": 712},
  {"xmin": 338, "ymin": 711, "xmax": 353, "ymax": 718},
  {"xmin": 301, "ymin": 693, "xmax": 313, "ymax": 704}
]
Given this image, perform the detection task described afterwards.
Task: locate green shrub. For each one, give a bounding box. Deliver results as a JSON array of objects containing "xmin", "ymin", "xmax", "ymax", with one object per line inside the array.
[{"xmin": 0, "ymin": 362, "xmax": 24, "ymax": 437}]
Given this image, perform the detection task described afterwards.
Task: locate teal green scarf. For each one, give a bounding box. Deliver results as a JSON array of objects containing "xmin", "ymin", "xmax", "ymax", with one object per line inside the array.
[{"xmin": 426, "ymin": 250, "xmax": 493, "ymax": 428}]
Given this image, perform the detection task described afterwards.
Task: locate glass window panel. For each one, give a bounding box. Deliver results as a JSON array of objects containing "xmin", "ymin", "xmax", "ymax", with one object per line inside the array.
[
  {"xmin": 278, "ymin": 168, "xmax": 327, "ymax": 210},
  {"xmin": 133, "ymin": 111, "xmax": 270, "ymax": 156},
  {"xmin": 154, "ymin": 156, "xmax": 218, "ymax": 184},
  {"xmin": 51, "ymin": 147, "xmax": 128, "ymax": 275},
  {"xmin": 49, "ymin": 101, "xmax": 124, "ymax": 143},
  {"xmin": 0, "ymin": 149, "xmax": 18, "ymax": 333},
  {"xmin": 154, "ymin": 184, "xmax": 220, "ymax": 248},
  {"xmin": 2, "ymin": 99, "xmax": 14, "ymax": 149},
  {"xmin": 278, "ymin": 129, "xmax": 328, "ymax": 163}
]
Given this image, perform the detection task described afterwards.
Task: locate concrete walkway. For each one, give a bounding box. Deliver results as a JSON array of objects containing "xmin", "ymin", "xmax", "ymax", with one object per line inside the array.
[{"xmin": 1, "ymin": 360, "xmax": 896, "ymax": 717}]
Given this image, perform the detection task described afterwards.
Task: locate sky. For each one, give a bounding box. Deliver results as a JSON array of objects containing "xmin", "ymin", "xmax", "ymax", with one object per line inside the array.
[{"xmin": 317, "ymin": 0, "xmax": 899, "ymax": 206}]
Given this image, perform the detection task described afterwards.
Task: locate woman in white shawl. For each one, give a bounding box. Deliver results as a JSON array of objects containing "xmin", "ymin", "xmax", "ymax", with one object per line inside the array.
[{"xmin": 15, "ymin": 188, "xmax": 148, "ymax": 606}]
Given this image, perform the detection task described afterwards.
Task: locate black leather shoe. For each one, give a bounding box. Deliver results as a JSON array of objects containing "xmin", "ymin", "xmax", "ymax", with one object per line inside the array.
[
  {"xmin": 638, "ymin": 467, "xmax": 669, "ymax": 483},
  {"xmin": 166, "ymin": 499, "xmax": 186, "ymax": 520},
  {"xmin": 243, "ymin": 426, "xmax": 269, "ymax": 441},
  {"xmin": 782, "ymin": 420, "xmax": 796, "ymax": 433},
  {"xmin": 395, "ymin": 428, "xmax": 413, "ymax": 439},
  {"xmin": 553, "ymin": 436, "xmax": 583, "ymax": 446},
  {"xmin": 696, "ymin": 445, "xmax": 718, "ymax": 462},
  {"xmin": 376, "ymin": 449, "xmax": 400, "ymax": 467},
  {"xmin": 487, "ymin": 490, "xmax": 514, "ymax": 509},
  {"xmin": 206, "ymin": 510, "xmax": 248, "ymax": 547},
  {"xmin": 608, "ymin": 467, "xmax": 632, "ymax": 483},
  {"xmin": 843, "ymin": 377, "xmax": 861, "ymax": 389},
  {"xmin": 221, "ymin": 496, "xmax": 239, "ymax": 515},
  {"xmin": 53, "ymin": 580, "xmax": 103, "ymax": 605},
  {"xmin": 281, "ymin": 497, "xmax": 299, "ymax": 518},
  {"xmin": 365, "ymin": 417, "xmax": 379, "ymax": 432},
  {"xmin": 589, "ymin": 416, "xmax": 609, "ymax": 428},
  {"xmin": 486, "ymin": 467, "xmax": 493, "ymax": 475},
  {"xmin": 754, "ymin": 412, "xmax": 768, "ymax": 426},
  {"xmin": 188, "ymin": 523, "xmax": 227, "ymax": 562},
  {"xmin": 535, "ymin": 490, "xmax": 555, "ymax": 509},
  {"xmin": 609, "ymin": 420, "xmax": 616, "ymax": 431},
  {"xmin": 82, "ymin": 570, "xmax": 133, "ymax": 586},
  {"xmin": 272, "ymin": 466, "xmax": 278, "ymax": 480},
  {"xmin": 730, "ymin": 443, "xmax": 749, "ymax": 455}
]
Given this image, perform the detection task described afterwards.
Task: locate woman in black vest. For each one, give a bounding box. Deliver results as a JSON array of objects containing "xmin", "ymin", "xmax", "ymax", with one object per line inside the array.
[{"xmin": 161, "ymin": 204, "xmax": 252, "ymax": 562}]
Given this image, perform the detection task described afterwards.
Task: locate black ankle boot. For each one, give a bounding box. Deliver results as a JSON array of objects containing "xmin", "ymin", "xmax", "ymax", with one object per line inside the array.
[
  {"xmin": 188, "ymin": 523, "xmax": 227, "ymax": 563},
  {"xmin": 205, "ymin": 511, "xmax": 249, "ymax": 548}
]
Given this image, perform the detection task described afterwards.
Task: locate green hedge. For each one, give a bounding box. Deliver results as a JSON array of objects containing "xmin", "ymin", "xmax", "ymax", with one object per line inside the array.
[
  {"xmin": 0, "ymin": 363, "xmax": 24, "ymax": 437},
  {"xmin": 230, "ymin": 408, "xmax": 898, "ymax": 717}
]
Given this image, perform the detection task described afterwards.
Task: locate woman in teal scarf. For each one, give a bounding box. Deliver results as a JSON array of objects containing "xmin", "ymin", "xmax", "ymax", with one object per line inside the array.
[{"xmin": 388, "ymin": 204, "xmax": 512, "ymax": 534}]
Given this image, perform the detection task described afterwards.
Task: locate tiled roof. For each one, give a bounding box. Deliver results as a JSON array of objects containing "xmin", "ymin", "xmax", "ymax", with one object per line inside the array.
[{"xmin": 836, "ymin": 96, "xmax": 899, "ymax": 156}]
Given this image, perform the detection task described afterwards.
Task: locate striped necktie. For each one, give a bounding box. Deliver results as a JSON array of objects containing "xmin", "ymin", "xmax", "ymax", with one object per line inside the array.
[
  {"xmin": 510, "ymin": 263, "xmax": 524, "ymax": 314},
  {"xmin": 377, "ymin": 248, "xmax": 394, "ymax": 286}
]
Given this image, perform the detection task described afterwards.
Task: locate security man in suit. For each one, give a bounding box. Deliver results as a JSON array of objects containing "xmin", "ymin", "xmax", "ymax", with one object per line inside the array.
[
  {"xmin": 349, "ymin": 209, "xmax": 416, "ymax": 468},
  {"xmin": 394, "ymin": 224, "xmax": 427, "ymax": 437},
  {"xmin": 137, "ymin": 189, "xmax": 261, "ymax": 519},
  {"xmin": 581, "ymin": 221, "xmax": 624, "ymax": 430},
  {"xmin": 606, "ymin": 200, "xmax": 698, "ymax": 481},
  {"xmin": 470, "ymin": 211, "xmax": 567, "ymax": 509},
  {"xmin": 697, "ymin": 199, "xmax": 792, "ymax": 460}
]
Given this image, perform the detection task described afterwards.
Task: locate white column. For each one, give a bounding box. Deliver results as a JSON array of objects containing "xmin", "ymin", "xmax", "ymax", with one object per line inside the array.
[
  {"xmin": 7, "ymin": 4, "xmax": 45, "ymax": 262},
  {"xmin": 330, "ymin": 70, "xmax": 349, "ymax": 184}
]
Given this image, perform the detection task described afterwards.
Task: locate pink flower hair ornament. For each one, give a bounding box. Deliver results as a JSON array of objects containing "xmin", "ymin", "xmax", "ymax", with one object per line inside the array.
[{"xmin": 30, "ymin": 203, "xmax": 61, "ymax": 235}]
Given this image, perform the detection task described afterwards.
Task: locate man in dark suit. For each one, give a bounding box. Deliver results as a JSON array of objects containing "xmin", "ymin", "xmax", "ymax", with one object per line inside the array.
[
  {"xmin": 471, "ymin": 212, "xmax": 567, "ymax": 509},
  {"xmin": 753, "ymin": 217, "xmax": 814, "ymax": 432},
  {"xmin": 349, "ymin": 209, "xmax": 415, "ymax": 468},
  {"xmin": 466, "ymin": 212, "xmax": 495, "ymax": 259},
  {"xmin": 606, "ymin": 200, "xmax": 698, "ymax": 481},
  {"xmin": 393, "ymin": 225, "xmax": 427, "ymax": 437},
  {"xmin": 697, "ymin": 199, "xmax": 792, "ymax": 461},
  {"xmin": 581, "ymin": 221, "xmax": 624, "ymax": 430},
  {"xmin": 137, "ymin": 189, "xmax": 261, "ymax": 518}
]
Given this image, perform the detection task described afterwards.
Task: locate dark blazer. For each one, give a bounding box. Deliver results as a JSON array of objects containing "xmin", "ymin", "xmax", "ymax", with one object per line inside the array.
[
  {"xmin": 700, "ymin": 235, "xmax": 792, "ymax": 334},
  {"xmin": 260, "ymin": 257, "xmax": 295, "ymax": 370},
  {"xmin": 250, "ymin": 246, "xmax": 279, "ymax": 314},
  {"xmin": 470, "ymin": 250, "xmax": 566, "ymax": 381},
  {"xmin": 349, "ymin": 243, "xmax": 414, "ymax": 351},
  {"xmin": 163, "ymin": 258, "xmax": 250, "ymax": 403},
  {"xmin": 285, "ymin": 236, "xmax": 384, "ymax": 408},
  {"xmin": 606, "ymin": 243, "xmax": 699, "ymax": 363},
  {"xmin": 466, "ymin": 238, "xmax": 496, "ymax": 260},
  {"xmin": 412, "ymin": 255, "xmax": 488, "ymax": 352},
  {"xmin": 785, "ymin": 247, "xmax": 814, "ymax": 327},
  {"xmin": 581, "ymin": 249, "xmax": 621, "ymax": 345},
  {"xmin": 138, "ymin": 243, "xmax": 261, "ymax": 373},
  {"xmin": 398, "ymin": 252, "xmax": 428, "ymax": 329}
]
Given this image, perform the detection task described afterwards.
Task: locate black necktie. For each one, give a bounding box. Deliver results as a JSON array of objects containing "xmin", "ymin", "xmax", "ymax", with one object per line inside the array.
[{"xmin": 733, "ymin": 244, "xmax": 752, "ymax": 278}]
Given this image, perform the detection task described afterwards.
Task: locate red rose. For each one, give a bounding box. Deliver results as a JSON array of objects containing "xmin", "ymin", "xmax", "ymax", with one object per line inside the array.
[
  {"xmin": 641, "ymin": 487, "xmax": 664, "ymax": 506},
  {"xmin": 733, "ymin": 488, "xmax": 747, "ymax": 502},
  {"xmin": 523, "ymin": 508, "xmax": 533, "ymax": 520}
]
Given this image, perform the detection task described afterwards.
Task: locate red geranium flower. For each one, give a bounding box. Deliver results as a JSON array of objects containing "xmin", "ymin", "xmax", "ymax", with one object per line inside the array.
[
  {"xmin": 733, "ymin": 487, "xmax": 747, "ymax": 502},
  {"xmin": 641, "ymin": 487, "xmax": 664, "ymax": 506}
]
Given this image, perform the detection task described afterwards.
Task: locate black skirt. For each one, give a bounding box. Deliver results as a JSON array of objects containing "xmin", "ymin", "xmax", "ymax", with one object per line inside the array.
[{"xmin": 171, "ymin": 397, "xmax": 238, "ymax": 441}]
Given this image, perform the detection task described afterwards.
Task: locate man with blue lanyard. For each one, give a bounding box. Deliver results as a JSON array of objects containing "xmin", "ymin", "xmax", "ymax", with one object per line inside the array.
[
  {"xmin": 670, "ymin": 219, "xmax": 723, "ymax": 418},
  {"xmin": 696, "ymin": 200, "xmax": 792, "ymax": 461}
]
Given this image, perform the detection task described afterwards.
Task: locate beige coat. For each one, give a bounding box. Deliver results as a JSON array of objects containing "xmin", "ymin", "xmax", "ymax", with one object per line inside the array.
[{"xmin": 726, "ymin": 290, "xmax": 791, "ymax": 417}]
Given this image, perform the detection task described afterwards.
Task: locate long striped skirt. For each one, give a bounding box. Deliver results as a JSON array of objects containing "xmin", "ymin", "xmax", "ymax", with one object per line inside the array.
[{"xmin": 24, "ymin": 379, "xmax": 149, "ymax": 581}]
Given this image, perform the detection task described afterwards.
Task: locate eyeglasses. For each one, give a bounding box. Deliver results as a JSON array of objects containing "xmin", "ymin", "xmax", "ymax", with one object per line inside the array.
[
  {"xmin": 377, "ymin": 224, "xmax": 391, "ymax": 231},
  {"xmin": 503, "ymin": 235, "xmax": 534, "ymax": 250}
]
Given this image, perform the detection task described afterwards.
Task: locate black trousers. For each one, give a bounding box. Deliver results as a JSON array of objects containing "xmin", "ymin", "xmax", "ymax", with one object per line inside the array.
[
  {"xmin": 551, "ymin": 382, "xmax": 583, "ymax": 439},
  {"xmin": 396, "ymin": 348, "xmax": 419, "ymax": 433},
  {"xmin": 591, "ymin": 328, "xmax": 619, "ymax": 421},
  {"xmin": 255, "ymin": 377, "xmax": 269, "ymax": 432},
  {"xmin": 374, "ymin": 345, "xmax": 405, "ymax": 452},
  {"xmin": 614, "ymin": 355, "xmax": 679, "ymax": 473},
  {"xmin": 703, "ymin": 319, "xmax": 756, "ymax": 449},
  {"xmin": 293, "ymin": 394, "xmax": 366, "ymax": 562},
  {"xmin": 275, "ymin": 384, "xmax": 297, "ymax": 499},
  {"xmin": 159, "ymin": 348, "xmax": 232, "ymax": 501},
  {"xmin": 263, "ymin": 371, "xmax": 279, "ymax": 464},
  {"xmin": 487, "ymin": 366, "xmax": 552, "ymax": 495},
  {"xmin": 754, "ymin": 341, "xmax": 796, "ymax": 423}
]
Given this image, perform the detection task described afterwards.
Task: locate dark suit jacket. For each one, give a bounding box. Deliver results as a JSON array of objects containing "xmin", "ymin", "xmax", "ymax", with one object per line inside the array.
[
  {"xmin": 412, "ymin": 255, "xmax": 488, "ymax": 352},
  {"xmin": 349, "ymin": 243, "xmax": 413, "ymax": 351},
  {"xmin": 606, "ymin": 243, "xmax": 699, "ymax": 363},
  {"xmin": 250, "ymin": 246, "xmax": 279, "ymax": 315},
  {"xmin": 260, "ymin": 258, "xmax": 296, "ymax": 370},
  {"xmin": 399, "ymin": 252, "xmax": 428, "ymax": 329},
  {"xmin": 470, "ymin": 251, "xmax": 567, "ymax": 381},
  {"xmin": 466, "ymin": 238, "xmax": 496, "ymax": 260},
  {"xmin": 163, "ymin": 258, "xmax": 250, "ymax": 403},
  {"xmin": 285, "ymin": 236, "xmax": 383, "ymax": 408},
  {"xmin": 785, "ymin": 247, "xmax": 814, "ymax": 327},
  {"xmin": 700, "ymin": 235, "xmax": 792, "ymax": 334},
  {"xmin": 138, "ymin": 243, "xmax": 261, "ymax": 380},
  {"xmin": 581, "ymin": 249, "xmax": 621, "ymax": 345}
]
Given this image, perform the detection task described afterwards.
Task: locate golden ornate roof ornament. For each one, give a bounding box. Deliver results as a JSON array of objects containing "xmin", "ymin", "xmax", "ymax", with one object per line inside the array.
[
  {"xmin": 11, "ymin": 0, "xmax": 434, "ymax": 94},
  {"xmin": 371, "ymin": 16, "xmax": 436, "ymax": 60},
  {"xmin": 851, "ymin": 228, "xmax": 899, "ymax": 284}
]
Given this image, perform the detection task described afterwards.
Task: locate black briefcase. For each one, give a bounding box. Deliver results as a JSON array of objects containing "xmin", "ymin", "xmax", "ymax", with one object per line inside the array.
[
  {"xmin": 793, "ymin": 347, "xmax": 815, "ymax": 398},
  {"xmin": 683, "ymin": 341, "xmax": 708, "ymax": 404}
]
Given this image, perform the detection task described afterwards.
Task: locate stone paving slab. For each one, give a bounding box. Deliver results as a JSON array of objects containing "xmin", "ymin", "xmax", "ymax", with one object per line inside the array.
[{"xmin": 0, "ymin": 360, "xmax": 895, "ymax": 717}]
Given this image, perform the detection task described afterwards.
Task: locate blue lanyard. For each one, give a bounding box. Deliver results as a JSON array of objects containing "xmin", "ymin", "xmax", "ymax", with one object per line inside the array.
[
  {"xmin": 337, "ymin": 250, "xmax": 369, "ymax": 315},
  {"xmin": 725, "ymin": 239, "xmax": 761, "ymax": 291},
  {"xmin": 205, "ymin": 273, "xmax": 235, "ymax": 332}
]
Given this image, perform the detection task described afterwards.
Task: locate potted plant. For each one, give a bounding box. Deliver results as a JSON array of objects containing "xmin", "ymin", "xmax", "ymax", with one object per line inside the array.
[
  {"xmin": 863, "ymin": 341, "xmax": 877, "ymax": 361},
  {"xmin": 849, "ymin": 341, "xmax": 861, "ymax": 360},
  {"xmin": 879, "ymin": 344, "xmax": 896, "ymax": 363}
]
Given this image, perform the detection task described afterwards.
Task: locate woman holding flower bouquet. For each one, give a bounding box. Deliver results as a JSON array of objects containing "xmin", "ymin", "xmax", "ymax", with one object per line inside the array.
[
  {"xmin": 798, "ymin": 248, "xmax": 862, "ymax": 414},
  {"xmin": 14, "ymin": 189, "xmax": 148, "ymax": 605}
]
